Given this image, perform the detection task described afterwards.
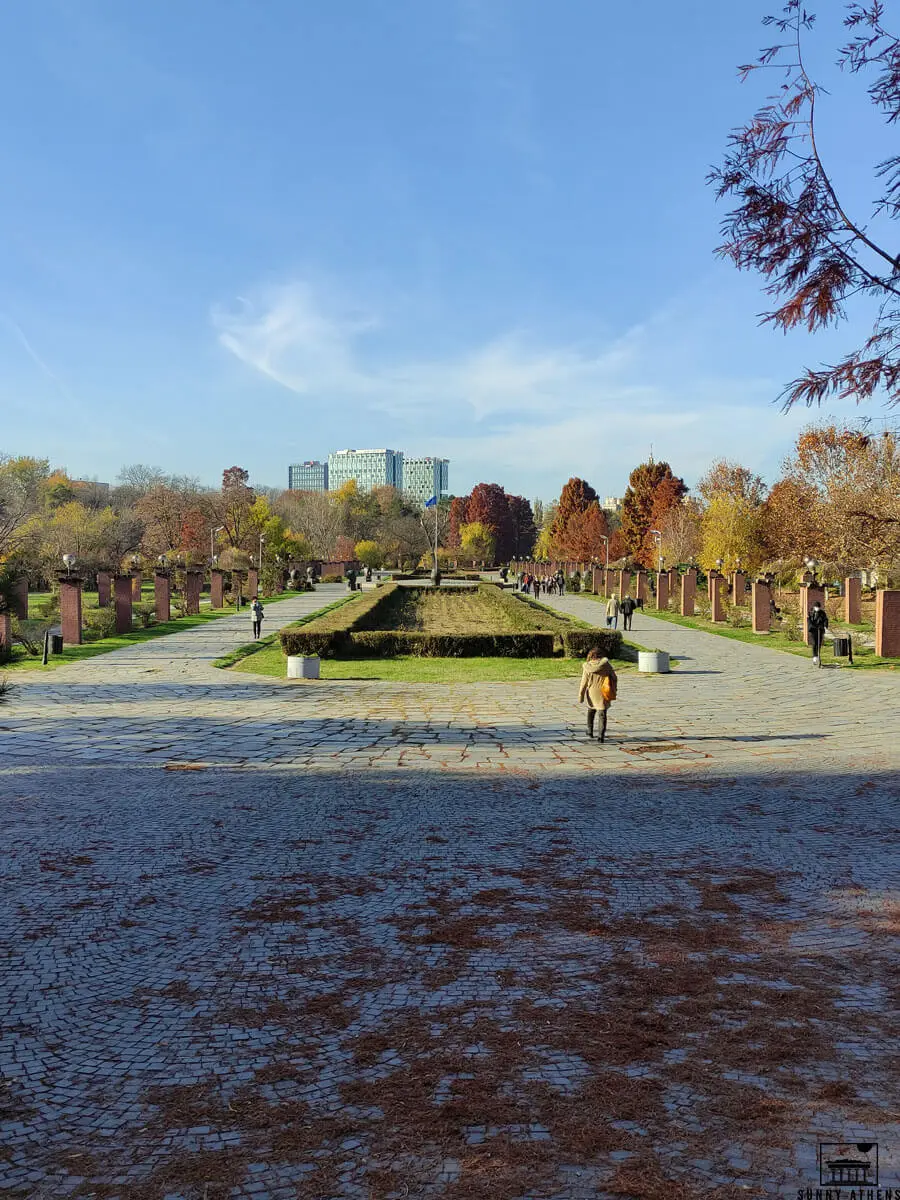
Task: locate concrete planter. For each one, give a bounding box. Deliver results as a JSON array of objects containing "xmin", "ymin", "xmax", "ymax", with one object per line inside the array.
[
  {"xmin": 638, "ymin": 650, "xmax": 670, "ymax": 674},
  {"xmin": 287, "ymin": 655, "xmax": 321, "ymax": 680}
]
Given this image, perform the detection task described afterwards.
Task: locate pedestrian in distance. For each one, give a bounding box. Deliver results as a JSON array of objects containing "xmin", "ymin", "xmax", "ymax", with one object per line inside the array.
[
  {"xmin": 606, "ymin": 594, "xmax": 620, "ymax": 629},
  {"xmin": 578, "ymin": 647, "xmax": 618, "ymax": 743},
  {"xmin": 808, "ymin": 599, "xmax": 829, "ymax": 666},
  {"xmin": 347, "ymin": 568, "xmax": 357, "ymax": 592},
  {"xmin": 557, "ymin": 570, "xmax": 566, "ymax": 596},
  {"xmin": 620, "ymin": 594, "xmax": 636, "ymax": 631},
  {"xmin": 250, "ymin": 596, "xmax": 265, "ymax": 640}
]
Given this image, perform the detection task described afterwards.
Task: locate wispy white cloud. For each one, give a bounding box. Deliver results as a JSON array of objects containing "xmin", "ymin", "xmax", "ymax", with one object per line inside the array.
[
  {"xmin": 0, "ymin": 312, "xmax": 87, "ymax": 420},
  {"xmin": 211, "ymin": 278, "xmax": 822, "ymax": 495}
]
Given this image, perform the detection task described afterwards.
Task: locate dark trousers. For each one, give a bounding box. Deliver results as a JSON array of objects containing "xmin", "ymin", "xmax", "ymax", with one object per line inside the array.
[
  {"xmin": 252, "ymin": 620, "xmax": 262, "ymax": 639},
  {"xmin": 587, "ymin": 707, "xmax": 607, "ymax": 741},
  {"xmin": 810, "ymin": 629, "xmax": 824, "ymax": 658},
  {"xmin": 623, "ymin": 612, "xmax": 633, "ymax": 630}
]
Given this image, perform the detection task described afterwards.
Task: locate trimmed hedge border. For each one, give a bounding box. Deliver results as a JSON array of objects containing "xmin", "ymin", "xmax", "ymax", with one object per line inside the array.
[{"xmin": 279, "ymin": 581, "xmax": 615, "ymax": 659}]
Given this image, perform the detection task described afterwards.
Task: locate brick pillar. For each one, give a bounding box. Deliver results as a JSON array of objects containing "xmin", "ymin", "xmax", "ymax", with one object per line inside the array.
[
  {"xmin": 210, "ymin": 570, "xmax": 224, "ymax": 609},
  {"xmin": 875, "ymin": 589, "xmax": 900, "ymax": 658},
  {"xmin": 656, "ymin": 572, "xmax": 669, "ymax": 610},
  {"xmin": 131, "ymin": 572, "xmax": 142, "ymax": 602},
  {"xmin": 800, "ymin": 584, "xmax": 825, "ymax": 645},
  {"xmin": 0, "ymin": 610, "xmax": 11, "ymax": 658},
  {"xmin": 185, "ymin": 570, "xmax": 202, "ymax": 615},
  {"xmin": 619, "ymin": 570, "xmax": 631, "ymax": 598},
  {"xmin": 247, "ymin": 567, "xmax": 259, "ymax": 597},
  {"xmin": 154, "ymin": 572, "xmax": 171, "ymax": 623},
  {"xmin": 592, "ymin": 567, "xmax": 602, "ymax": 595},
  {"xmin": 635, "ymin": 571, "xmax": 647, "ymax": 604},
  {"xmin": 844, "ymin": 576, "xmax": 861, "ymax": 625},
  {"xmin": 668, "ymin": 568, "xmax": 678, "ymax": 596},
  {"xmin": 711, "ymin": 575, "xmax": 725, "ymax": 623},
  {"xmin": 58, "ymin": 576, "xmax": 83, "ymax": 646},
  {"xmin": 680, "ymin": 572, "xmax": 696, "ymax": 617},
  {"xmin": 10, "ymin": 577, "xmax": 28, "ymax": 620},
  {"xmin": 751, "ymin": 581, "xmax": 770, "ymax": 633},
  {"xmin": 732, "ymin": 572, "xmax": 746, "ymax": 604},
  {"xmin": 97, "ymin": 571, "xmax": 111, "ymax": 607},
  {"xmin": 114, "ymin": 575, "xmax": 133, "ymax": 634}
]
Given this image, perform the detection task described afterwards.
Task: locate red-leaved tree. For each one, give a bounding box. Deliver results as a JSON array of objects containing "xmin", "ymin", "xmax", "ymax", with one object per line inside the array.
[{"xmin": 711, "ymin": 1, "xmax": 900, "ymax": 408}]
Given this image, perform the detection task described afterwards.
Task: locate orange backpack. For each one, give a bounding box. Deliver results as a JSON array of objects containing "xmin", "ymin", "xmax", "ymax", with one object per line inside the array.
[{"xmin": 600, "ymin": 674, "xmax": 617, "ymax": 703}]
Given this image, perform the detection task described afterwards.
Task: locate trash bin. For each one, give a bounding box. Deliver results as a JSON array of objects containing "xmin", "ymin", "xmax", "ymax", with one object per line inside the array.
[
  {"xmin": 832, "ymin": 635, "xmax": 851, "ymax": 658},
  {"xmin": 51, "ymin": 634, "xmax": 64, "ymax": 654}
]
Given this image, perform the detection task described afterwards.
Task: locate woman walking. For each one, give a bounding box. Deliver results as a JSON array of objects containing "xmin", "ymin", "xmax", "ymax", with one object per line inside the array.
[{"xmin": 578, "ymin": 647, "xmax": 618, "ymax": 743}]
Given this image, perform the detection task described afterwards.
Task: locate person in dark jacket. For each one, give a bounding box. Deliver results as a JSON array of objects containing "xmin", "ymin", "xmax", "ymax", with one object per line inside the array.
[
  {"xmin": 807, "ymin": 600, "xmax": 829, "ymax": 665},
  {"xmin": 620, "ymin": 594, "xmax": 636, "ymax": 631}
]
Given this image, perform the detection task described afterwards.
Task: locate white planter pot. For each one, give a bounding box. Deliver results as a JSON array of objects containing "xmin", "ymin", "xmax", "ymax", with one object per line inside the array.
[
  {"xmin": 287, "ymin": 655, "xmax": 320, "ymax": 680},
  {"xmin": 638, "ymin": 650, "xmax": 670, "ymax": 674}
]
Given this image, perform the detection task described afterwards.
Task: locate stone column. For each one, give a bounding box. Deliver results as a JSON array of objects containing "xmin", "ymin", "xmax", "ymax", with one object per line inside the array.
[
  {"xmin": 800, "ymin": 584, "xmax": 825, "ymax": 645},
  {"xmin": 97, "ymin": 571, "xmax": 111, "ymax": 607},
  {"xmin": 680, "ymin": 571, "xmax": 696, "ymax": 617},
  {"xmin": 0, "ymin": 610, "xmax": 12, "ymax": 658},
  {"xmin": 844, "ymin": 576, "xmax": 861, "ymax": 625},
  {"xmin": 711, "ymin": 576, "xmax": 725, "ymax": 623},
  {"xmin": 656, "ymin": 572, "xmax": 669, "ymax": 610},
  {"xmin": 247, "ymin": 567, "xmax": 259, "ymax": 597},
  {"xmin": 131, "ymin": 572, "xmax": 142, "ymax": 602},
  {"xmin": 185, "ymin": 569, "xmax": 202, "ymax": 615},
  {"xmin": 210, "ymin": 569, "xmax": 225, "ymax": 609},
  {"xmin": 58, "ymin": 575, "xmax": 83, "ymax": 646},
  {"xmin": 114, "ymin": 575, "xmax": 133, "ymax": 634},
  {"xmin": 751, "ymin": 581, "xmax": 770, "ymax": 633},
  {"xmin": 154, "ymin": 572, "xmax": 171, "ymax": 623},
  {"xmin": 732, "ymin": 572, "xmax": 746, "ymax": 604},
  {"xmin": 10, "ymin": 577, "xmax": 28, "ymax": 620},
  {"xmin": 875, "ymin": 589, "xmax": 900, "ymax": 658}
]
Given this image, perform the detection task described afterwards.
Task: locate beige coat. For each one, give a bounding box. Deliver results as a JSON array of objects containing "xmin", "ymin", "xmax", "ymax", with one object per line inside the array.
[{"xmin": 578, "ymin": 657, "xmax": 617, "ymax": 710}]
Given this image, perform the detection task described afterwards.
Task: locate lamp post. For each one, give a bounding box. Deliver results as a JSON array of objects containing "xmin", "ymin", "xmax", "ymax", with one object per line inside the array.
[
  {"xmin": 804, "ymin": 556, "xmax": 818, "ymax": 583},
  {"xmin": 599, "ymin": 534, "xmax": 609, "ymax": 569},
  {"xmin": 650, "ymin": 529, "xmax": 662, "ymax": 575},
  {"xmin": 157, "ymin": 554, "xmax": 168, "ymax": 570},
  {"xmin": 62, "ymin": 553, "xmax": 76, "ymax": 576},
  {"xmin": 210, "ymin": 526, "xmax": 224, "ymax": 565},
  {"xmin": 258, "ymin": 534, "xmax": 266, "ymax": 572}
]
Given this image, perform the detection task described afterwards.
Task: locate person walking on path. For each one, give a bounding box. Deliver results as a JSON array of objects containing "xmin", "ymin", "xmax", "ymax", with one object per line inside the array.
[
  {"xmin": 557, "ymin": 570, "xmax": 566, "ymax": 596},
  {"xmin": 250, "ymin": 596, "xmax": 265, "ymax": 641},
  {"xmin": 620, "ymin": 594, "xmax": 636, "ymax": 631},
  {"xmin": 578, "ymin": 647, "xmax": 618, "ymax": 743},
  {"xmin": 808, "ymin": 600, "xmax": 829, "ymax": 666},
  {"xmin": 605, "ymin": 594, "xmax": 620, "ymax": 629}
]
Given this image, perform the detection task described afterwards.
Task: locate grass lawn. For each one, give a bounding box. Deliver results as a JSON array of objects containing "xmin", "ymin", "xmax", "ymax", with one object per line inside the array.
[
  {"xmin": 3, "ymin": 589, "xmax": 319, "ymax": 673},
  {"xmin": 579, "ymin": 591, "xmax": 899, "ymax": 670},
  {"xmin": 230, "ymin": 643, "xmax": 593, "ymax": 682}
]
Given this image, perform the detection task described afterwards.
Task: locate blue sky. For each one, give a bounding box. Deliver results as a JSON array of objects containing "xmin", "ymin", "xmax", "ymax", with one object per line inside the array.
[{"xmin": 0, "ymin": 0, "xmax": 887, "ymax": 500}]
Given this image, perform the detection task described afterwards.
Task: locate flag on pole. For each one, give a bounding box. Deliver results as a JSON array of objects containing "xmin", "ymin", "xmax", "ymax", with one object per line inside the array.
[{"xmin": 424, "ymin": 495, "xmax": 437, "ymax": 508}]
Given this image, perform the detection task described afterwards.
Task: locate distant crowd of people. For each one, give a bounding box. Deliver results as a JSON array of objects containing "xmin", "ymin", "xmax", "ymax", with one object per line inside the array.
[{"xmin": 516, "ymin": 569, "xmax": 568, "ymax": 597}]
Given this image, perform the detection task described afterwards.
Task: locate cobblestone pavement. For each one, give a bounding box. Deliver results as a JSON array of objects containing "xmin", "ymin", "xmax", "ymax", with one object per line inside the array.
[{"xmin": 2, "ymin": 585, "xmax": 899, "ymax": 1199}]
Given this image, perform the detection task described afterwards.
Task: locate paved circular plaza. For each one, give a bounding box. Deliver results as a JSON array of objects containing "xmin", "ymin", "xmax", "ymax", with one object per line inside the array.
[{"xmin": 1, "ymin": 587, "xmax": 898, "ymax": 1198}]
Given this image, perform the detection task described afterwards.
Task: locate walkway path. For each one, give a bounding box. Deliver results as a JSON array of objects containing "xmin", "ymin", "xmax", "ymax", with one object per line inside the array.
[{"xmin": 1, "ymin": 582, "xmax": 898, "ymax": 1198}]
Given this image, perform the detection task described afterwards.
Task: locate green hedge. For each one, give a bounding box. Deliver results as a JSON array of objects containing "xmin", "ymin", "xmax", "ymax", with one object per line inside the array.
[
  {"xmin": 562, "ymin": 630, "xmax": 624, "ymax": 659},
  {"xmin": 347, "ymin": 631, "xmax": 555, "ymax": 658}
]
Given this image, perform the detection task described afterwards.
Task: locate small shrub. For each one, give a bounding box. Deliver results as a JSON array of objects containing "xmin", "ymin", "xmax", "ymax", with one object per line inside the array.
[
  {"xmin": 135, "ymin": 601, "xmax": 157, "ymax": 629},
  {"xmin": 321, "ymin": 573, "xmax": 343, "ymax": 584},
  {"xmin": 36, "ymin": 594, "xmax": 60, "ymax": 621},
  {"xmin": 562, "ymin": 630, "xmax": 623, "ymax": 659},
  {"xmin": 0, "ymin": 675, "xmax": 11, "ymax": 702},
  {"xmin": 727, "ymin": 605, "xmax": 748, "ymax": 628},
  {"xmin": 83, "ymin": 607, "xmax": 117, "ymax": 641},
  {"xmin": 348, "ymin": 631, "xmax": 557, "ymax": 658},
  {"xmin": 782, "ymin": 613, "xmax": 802, "ymax": 641}
]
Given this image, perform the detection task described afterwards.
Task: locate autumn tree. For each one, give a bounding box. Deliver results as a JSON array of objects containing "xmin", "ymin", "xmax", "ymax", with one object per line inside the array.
[
  {"xmin": 446, "ymin": 496, "xmax": 468, "ymax": 551},
  {"xmin": 217, "ymin": 466, "xmax": 256, "ymax": 550},
  {"xmin": 459, "ymin": 521, "xmax": 495, "ymax": 565},
  {"xmin": 549, "ymin": 478, "xmax": 597, "ymax": 548},
  {"xmin": 711, "ymin": 1, "xmax": 900, "ymax": 409},
  {"xmin": 697, "ymin": 459, "xmax": 768, "ymax": 571},
  {"xmin": 466, "ymin": 484, "xmax": 513, "ymax": 560},
  {"xmin": 506, "ymin": 495, "xmax": 537, "ymax": 559},
  {"xmin": 657, "ymin": 499, "xmax": 703, "ymax": 567},
  {"xmin": 553, "ymin": 503, "xmax": 609, "ymax": 562},
  {"xmin": 621, "ymin": 461, "xmax": 687, "ymax": 565}
]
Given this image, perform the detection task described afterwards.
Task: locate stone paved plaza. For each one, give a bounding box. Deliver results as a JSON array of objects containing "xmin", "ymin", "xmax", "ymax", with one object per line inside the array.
[{"xmin": 1, "ymin": 586, "xmax": 899, "ymax": 1198}]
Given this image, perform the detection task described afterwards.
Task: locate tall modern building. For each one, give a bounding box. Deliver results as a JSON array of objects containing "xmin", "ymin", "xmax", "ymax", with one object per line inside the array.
[
  {"xmin": 288, "ymin": 461, "xmax": 328, "ymax": 491},
  {"xmin": 403, "ymin": 457, "xmax": 449, "ymax": 507},
  {"xmin": 327, "ymin": 449, "xmax": 403, "ymax": 493}
]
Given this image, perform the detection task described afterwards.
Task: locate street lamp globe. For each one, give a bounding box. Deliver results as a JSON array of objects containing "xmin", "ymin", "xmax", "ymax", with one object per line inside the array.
[{"xmin": 62, "ymin": 553, "xmax": 76, "ymax": 574}]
